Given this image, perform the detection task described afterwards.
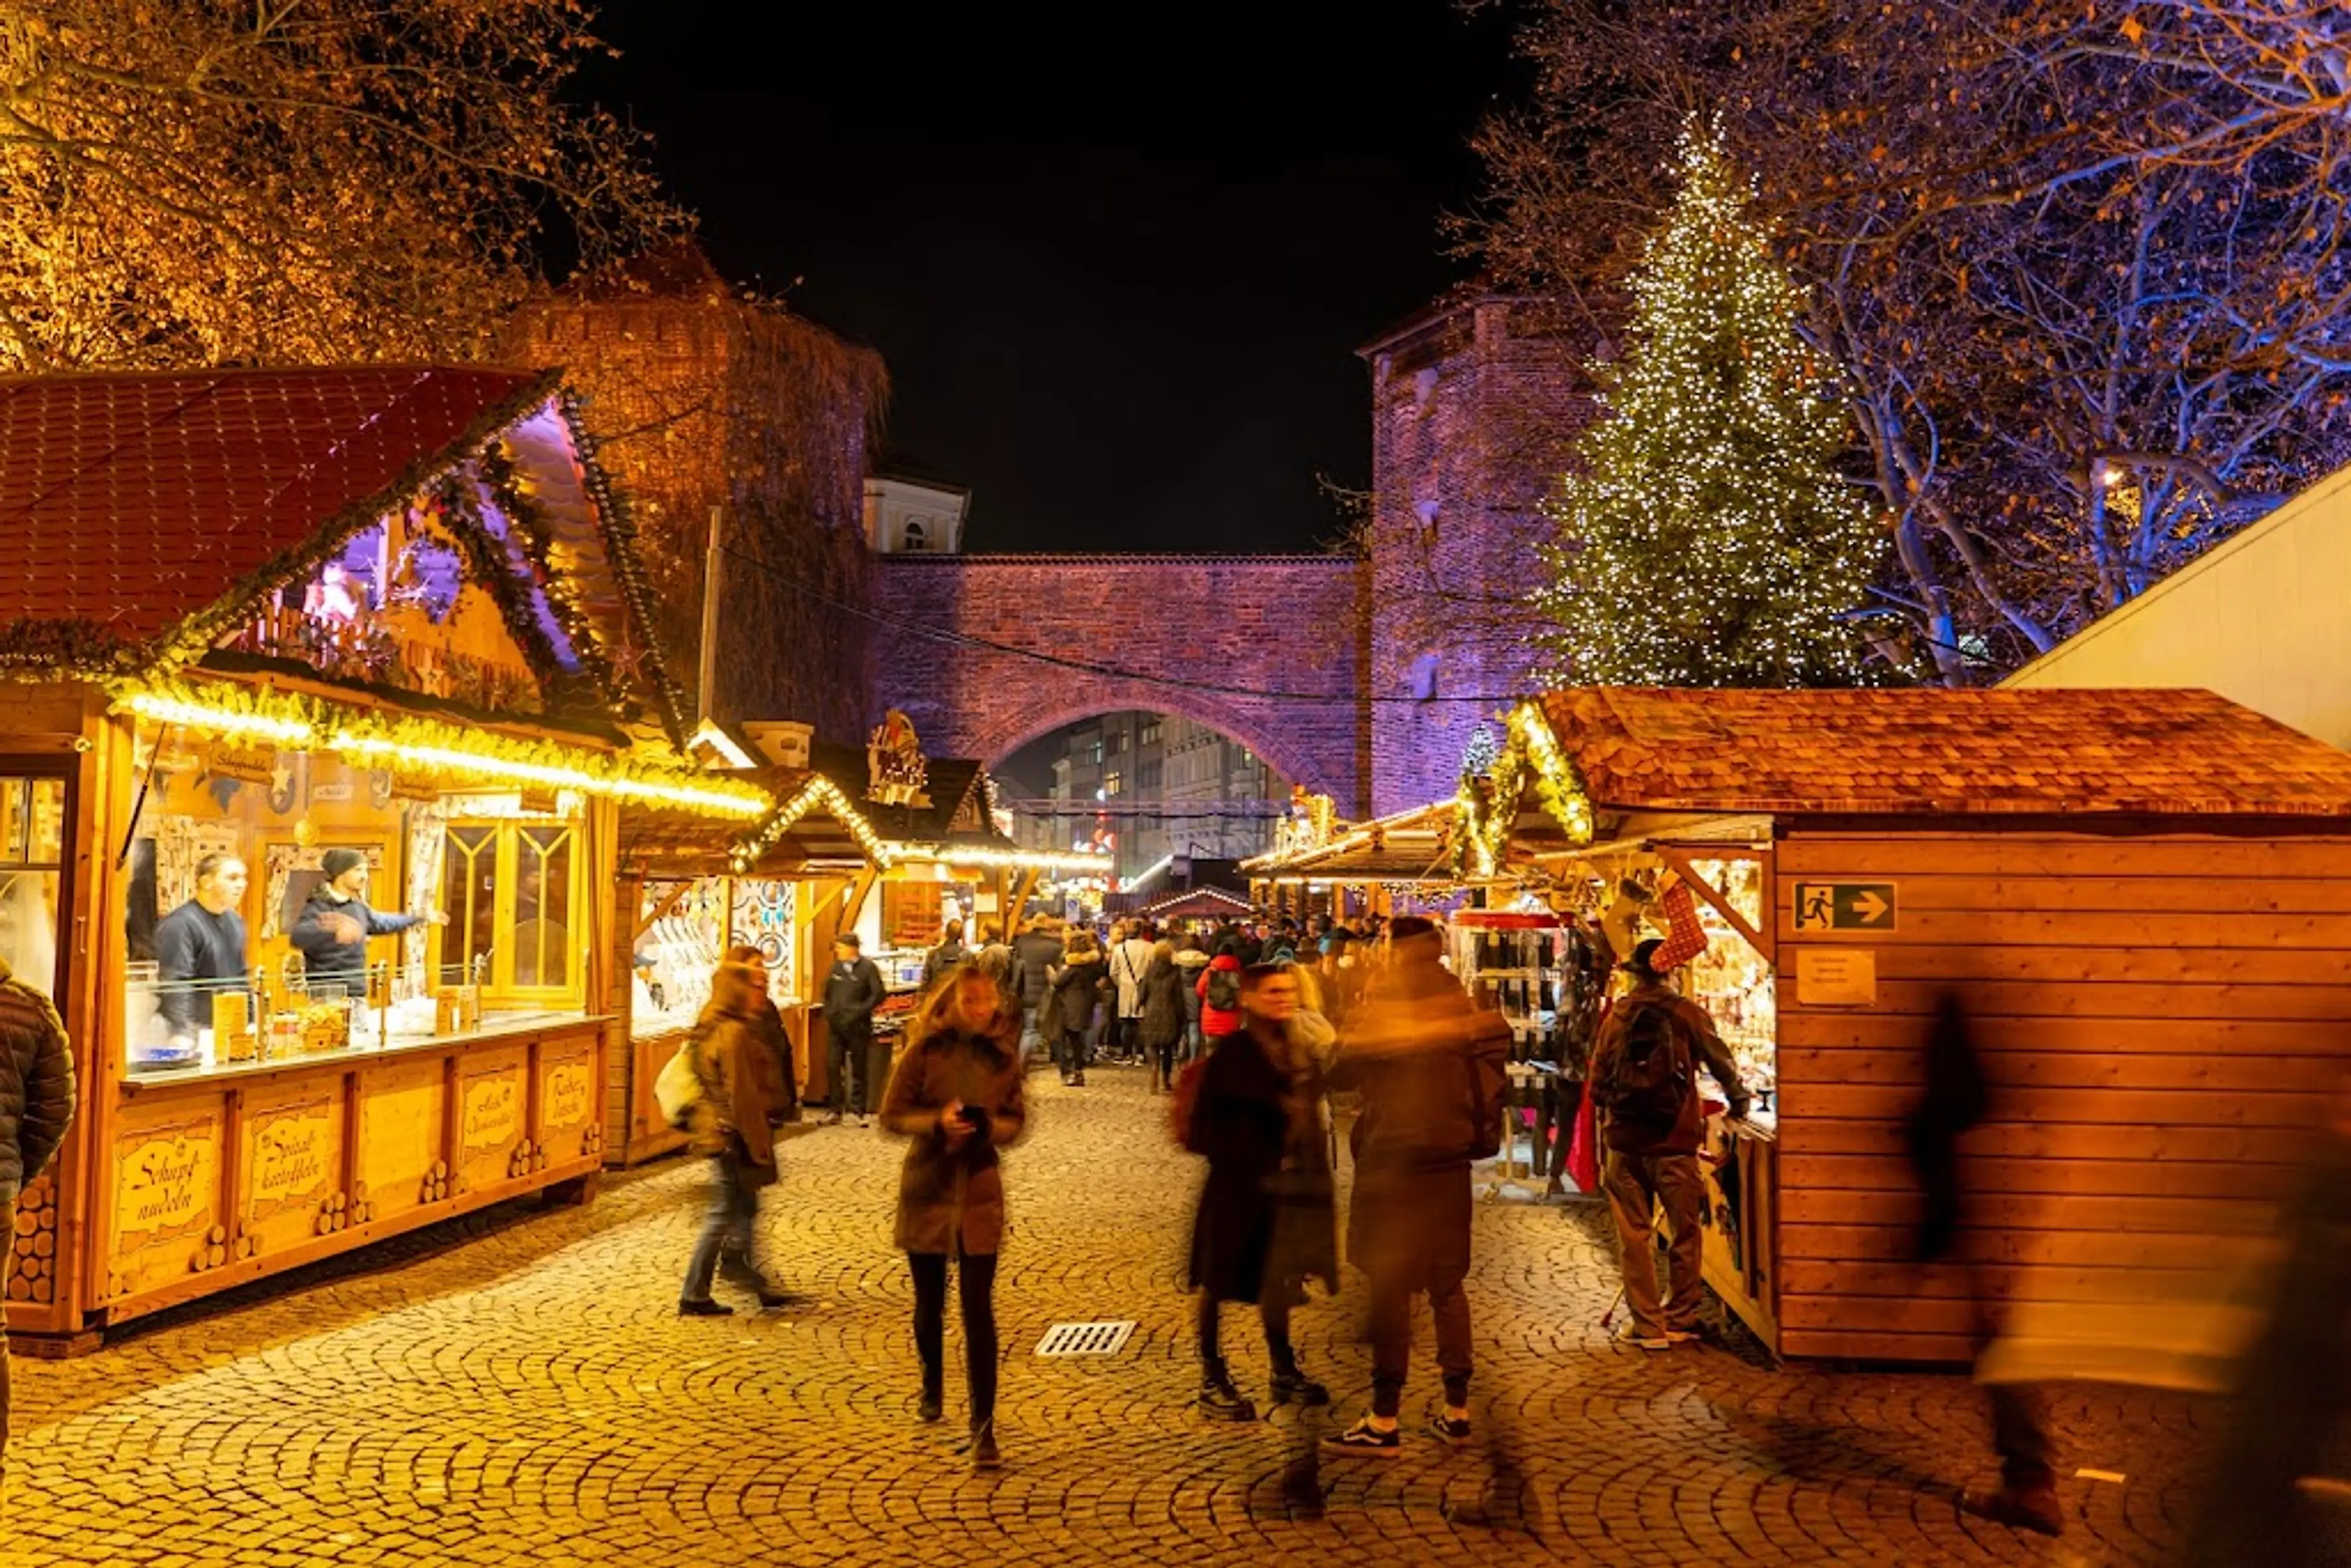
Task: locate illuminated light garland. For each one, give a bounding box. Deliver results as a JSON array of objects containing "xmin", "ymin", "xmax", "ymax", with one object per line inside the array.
[
  {"xmin": 1241, "ymin": 799, "xmax": 1455, "ymax": 874},
  {"xmin": 331, "ymin": 732, "xmax": 765, "ymax": 817},
  {"xmin": 120, "ymin": 688, "xmax": 316, "ymax": 748},
  {"xmin": 729, "ymin": 777, "xmax": 893, "ymax": 872},
  {"xmin": 110, "ymin": 678, "xmax": 771, "ymax": 820},
  {"xmin": 882, "ymin": 842, "xmax": 1116, "ymax": 874}
]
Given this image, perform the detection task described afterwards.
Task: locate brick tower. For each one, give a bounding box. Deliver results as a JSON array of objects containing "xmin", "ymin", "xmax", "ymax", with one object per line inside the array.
[
  {"xmin": 504, "ymin": 242, "xmax": 887, "ymax": 742},
  {"xmin": 1360, "ymin": 295, "xmax": 1594, "ymax": 814}
]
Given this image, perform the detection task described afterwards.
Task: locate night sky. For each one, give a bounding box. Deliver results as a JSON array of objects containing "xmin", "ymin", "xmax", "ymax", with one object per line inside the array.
[{"xmin": 587, "ymin": 2, "xmax": 1515, "ymax": 554}]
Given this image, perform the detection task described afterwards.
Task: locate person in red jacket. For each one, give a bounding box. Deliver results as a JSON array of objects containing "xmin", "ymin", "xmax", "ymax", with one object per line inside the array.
[{"xmin": 1197, "ymin": 949, "xmax": 1243, "ymax": 1043}]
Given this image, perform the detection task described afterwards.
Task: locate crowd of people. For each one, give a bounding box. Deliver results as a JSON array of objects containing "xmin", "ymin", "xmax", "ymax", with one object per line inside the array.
[{"xmin": 661, "ymin": 898, "xmax": 1757, "ymax": 1479}]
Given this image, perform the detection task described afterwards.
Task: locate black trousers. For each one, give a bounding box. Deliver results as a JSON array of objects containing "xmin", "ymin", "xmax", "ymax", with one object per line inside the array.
[
  {"xmin": 1056, "ymin": 1027, "xmax": 1088, "ymax": 1079},
  {"xmin": 1198, "ymin": 1288, "xmax": 1295, "ymax": 1374},
  {"xmin": 828, "ymin": 1026, "xmax": 868, "ymax": 1112},
  {"xmin": 910, "ymin": 1251, "xmax": 999, "ymax": 1429}
]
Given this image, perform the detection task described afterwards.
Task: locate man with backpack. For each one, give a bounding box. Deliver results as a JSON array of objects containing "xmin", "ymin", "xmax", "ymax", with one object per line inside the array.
[
  {"xmin": 1322, "ymin": 917, "xmax": 1512, "ymax": 1455},
  {"xmin": 1588, "ymin": 937, "xmax": 1752, "ymax": 1350}
]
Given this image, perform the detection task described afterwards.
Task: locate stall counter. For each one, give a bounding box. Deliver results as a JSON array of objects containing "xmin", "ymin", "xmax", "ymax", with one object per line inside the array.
[{"xmin": 91, "ymin": 1013, "xmax": 608, "ymax": 1329}]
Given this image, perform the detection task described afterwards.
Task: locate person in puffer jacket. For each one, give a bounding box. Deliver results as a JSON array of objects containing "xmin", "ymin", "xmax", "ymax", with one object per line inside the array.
[
  {"xmin": 0, "ymin": 955, "xmax": 75, "ymax": 1495},
  {"xmin": 1174, "ymin": 939, "xmax": 1212, "ymax": 1061},
  {"xmin": 1198, "ymin": 950, "xmax": 1244, "ymax": 1043}
]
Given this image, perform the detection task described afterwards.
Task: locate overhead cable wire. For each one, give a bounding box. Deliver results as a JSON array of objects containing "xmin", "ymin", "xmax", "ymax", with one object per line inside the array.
[{"xmin": 718, "ymin": 543, "xmax": 1542, "ymax": 706}]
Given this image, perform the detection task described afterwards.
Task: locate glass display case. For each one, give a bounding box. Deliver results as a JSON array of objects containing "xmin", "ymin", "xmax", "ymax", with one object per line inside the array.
[
  {"xmin": 1678, "ymin": 858, "xmax": 1777, "ymax": 1117},
  {"xmin": 118, "ymin": 728, "xmax": 593, "ymax": 1082},
  {"xmin": 632, "ymin": 879, "xmax": 724, "ymax": 1039}
]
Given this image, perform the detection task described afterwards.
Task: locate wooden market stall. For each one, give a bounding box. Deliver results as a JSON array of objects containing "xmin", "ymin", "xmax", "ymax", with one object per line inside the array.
[
  {"xmin": 1468, "ymin": 685, "xmax": 2351, "ymax": 1364},
  {"xmin": 0, "ymin": 367, "xmax": 763, "ymax": 1351},
  {"xmin": 613, "ymin": 768, "xmax": 890, "ymax": 1164}
]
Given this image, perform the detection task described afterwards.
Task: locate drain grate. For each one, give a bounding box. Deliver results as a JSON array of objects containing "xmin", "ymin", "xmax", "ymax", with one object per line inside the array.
[{"xmin": 1035, "ymin": 1319, "xmax": 1138, "ymax": 1357}]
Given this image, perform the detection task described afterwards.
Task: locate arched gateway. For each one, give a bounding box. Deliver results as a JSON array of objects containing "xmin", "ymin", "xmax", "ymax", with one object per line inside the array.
[{"xmin": 873, "ymin": 553, "xmax": 1366, "ymax": 803}]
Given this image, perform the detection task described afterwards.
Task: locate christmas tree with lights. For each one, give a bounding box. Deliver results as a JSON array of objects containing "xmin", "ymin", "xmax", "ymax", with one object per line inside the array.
[{"xmin": 1534, "ymin": 125, "xmax": 1883, "ymax": 687}]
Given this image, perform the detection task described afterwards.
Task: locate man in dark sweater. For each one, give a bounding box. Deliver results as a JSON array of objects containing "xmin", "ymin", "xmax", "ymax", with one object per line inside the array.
[
  {"xmin": 152, "ymin": 853, "xmax": 250, "ymax": 1044},
  {"xmin": 290, "ymin": 848, "xmax": 443, "ymax": 990},
  {"xmin": 1010, "ymin": 920, "xmax": 1065, "ymax": 1065}
]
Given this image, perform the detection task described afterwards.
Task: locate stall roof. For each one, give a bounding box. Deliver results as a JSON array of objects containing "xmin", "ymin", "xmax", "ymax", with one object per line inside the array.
[
  {"xmin": 620, "ymin": 769, "xmax": 888, "ymax": 879},
  {"xmin": 1533, "ymin": 686, "xmax": 2351, "ymax": 818},
  {"xmin": 1242, "ymin": 799, "xmax": 1463, "ymax": 880},
  {"xmin": 0, "ymin": 365, "xmax": 686, "ymax": 739},
  {"xmin": 1136, "ymin": 886, "xmax": 1254, "ymax": 922}
]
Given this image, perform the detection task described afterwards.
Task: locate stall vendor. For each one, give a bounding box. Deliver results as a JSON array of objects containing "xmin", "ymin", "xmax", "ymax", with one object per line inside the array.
[
  {"xmin": 152, "ymin": 853, "xmax": 250, "ymax": 1041},
  {"xmin": 291, "ymin": 848, "xmax": 445, "ymax": 988}
]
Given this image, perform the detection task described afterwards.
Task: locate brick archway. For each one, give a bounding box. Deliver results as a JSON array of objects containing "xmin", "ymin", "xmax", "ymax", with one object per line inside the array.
[
  {"xmin": 874, "ymin": 554, "xmax": 1369, "ymax": 809},
  {"xmin": 970, "ymin": 685, "xmax": 1310, "ymax": 793}
]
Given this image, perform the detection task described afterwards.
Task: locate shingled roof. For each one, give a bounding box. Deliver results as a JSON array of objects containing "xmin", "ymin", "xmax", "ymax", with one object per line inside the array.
[
  {"xmin": 0, "ymin": 366, "xmax": 688, "ymax": 740},
  {"xmin": 0, "ymin": 367, "xmax": 544, "ymax": 650},
  {"xmin": 1534, "ymin": 686, "xmax": 2351, "ymax": 817}
]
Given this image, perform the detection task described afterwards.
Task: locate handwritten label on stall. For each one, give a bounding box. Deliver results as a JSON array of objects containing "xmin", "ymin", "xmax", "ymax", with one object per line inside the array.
[
  {"xmin": 1796, "ymin": 948, "xmax": 1878, "ymax": 1007},
  {"xmin": 543, "ymin": 1060, "xmax": 592, "ymax": 1130},
  {"xmin": 460, "ymin": 1070, "xmax": 522, "ymax": 1157},
  {"xmin": 113, "ymin": 1121, "xmax": 218, "ymax": 1250},
  {"xmin": 248, "ymin": 1098, "xmax": 334, "ymax": 1218}
]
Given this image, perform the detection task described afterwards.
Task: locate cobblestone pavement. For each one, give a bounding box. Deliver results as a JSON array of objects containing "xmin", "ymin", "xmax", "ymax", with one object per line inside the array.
[{"xmin": 4, "ymin": 1069, "xmax": 2213, "ymax": 1567}]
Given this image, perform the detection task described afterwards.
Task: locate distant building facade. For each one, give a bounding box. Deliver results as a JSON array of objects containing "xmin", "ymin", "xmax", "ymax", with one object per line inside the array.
[{"xmin": 1008, "ymin": 711, "xmax": 1280, "ymax": 882}]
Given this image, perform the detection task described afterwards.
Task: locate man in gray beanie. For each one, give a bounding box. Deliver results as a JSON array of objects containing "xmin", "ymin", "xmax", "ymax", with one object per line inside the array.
[{"xmin": 291, "ymin": 847, "xmax": 444, "ymax": 989}]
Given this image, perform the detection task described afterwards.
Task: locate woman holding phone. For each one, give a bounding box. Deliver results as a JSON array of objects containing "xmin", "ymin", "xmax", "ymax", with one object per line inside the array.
[{"xmin": 878, "ymin": 967, "xmax": 1028, "ymax": 1471}]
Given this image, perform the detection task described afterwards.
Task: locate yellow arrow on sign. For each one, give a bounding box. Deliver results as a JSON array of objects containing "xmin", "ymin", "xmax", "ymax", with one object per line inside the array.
[{"xmin": 1851, "ymin": 890, "xmax": 1891, "ymax": 925}]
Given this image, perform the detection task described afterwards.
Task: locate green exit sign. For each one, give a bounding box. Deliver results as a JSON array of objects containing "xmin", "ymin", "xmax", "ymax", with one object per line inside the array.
[{"xmin": 1793, "ymin": 882, "xmax": 1897, "ymax": 932}]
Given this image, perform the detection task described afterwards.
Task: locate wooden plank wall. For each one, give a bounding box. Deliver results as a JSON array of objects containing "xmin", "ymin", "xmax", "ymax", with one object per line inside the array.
[{"xmin": 1774, "ymin": 822, "xmax": 2351, "ymax": 1364}]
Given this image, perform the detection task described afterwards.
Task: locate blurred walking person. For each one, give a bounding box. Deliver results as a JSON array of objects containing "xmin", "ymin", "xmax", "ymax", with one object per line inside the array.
[
  {"xmin": 678, "ymin": 956, "xmax": 793, "ymax": 1316},
  {"xmin": 973, "ymin": 923, "xmax": 1016, "ymax": 1011},
  {"xmin": 1198, "ymin": 947, "xmax": 1245, "ymax": 1046},
  {"xmin": 920, "ymin": 918, "xmax": 970, "ymax": 994},
  {"xmin": 1907, "ymin": 990, "xmax": 2063, "ymax": 1536},
  {"xmin": 1588, "ymin": 938, "xmax": 1751, "ymax": 1349},
  {"xmin": 1011, "ymin": 918, "xmax": 1064, "ymax": 1066},
  {"xmin": 0, "ymin": 956, "xmax": 73, "ymax": 1497},
  {"xmin": 1324, "ymin": 917, "xmax": 1510, "ymax": 1454},
  {"xmin": 1174, "ymin": 934, "xmax": 1210, "ymax": 1062},
  {"xmin": 1183, "ymin": 964, "xmax": 1338, "ymax": 1420},
  {"xmin": 879, "ymin": 968, "xmax": 1028, "ymax": 1472},
  {"xmin": 1138, "ymin": 938, "xmax": 1187, "ymax": 1093},
  {"xmin": 1048, "ymin": 932, "xmax": 1103, "ymax": 1086}
]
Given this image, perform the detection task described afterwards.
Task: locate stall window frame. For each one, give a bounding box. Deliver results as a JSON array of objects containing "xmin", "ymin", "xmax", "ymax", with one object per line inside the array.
[
  {"xmin": 0, "ymin": 759, "xmax": 75, "ymax": 1003},
  {"xmin": 430, "ymin": 815, "xmax": 588, "ymax": 1010}
]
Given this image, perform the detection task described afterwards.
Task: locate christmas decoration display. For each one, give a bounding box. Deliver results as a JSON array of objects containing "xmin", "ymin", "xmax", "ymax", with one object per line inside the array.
[
  {"xmin": 1532, "ymin": 124, "xmax": 1884, "ymax": 688},
  {"xmin": 1461, "ymin": 721, "xmax": 1501, "ymax": 781},
  {"xmin": 1453, "ymin": 701, "xmax": 1594, "ymax": 878}
]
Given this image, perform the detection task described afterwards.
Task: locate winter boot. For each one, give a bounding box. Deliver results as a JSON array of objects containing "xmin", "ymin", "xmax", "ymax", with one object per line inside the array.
[
  {"xmin": 1269, "ymin": 1360, "xmax": 1331, "ymax": 1408},
  {"xmin": 1197, "ymin": 1359, "xmax": 1258, "ymax": 1422}
]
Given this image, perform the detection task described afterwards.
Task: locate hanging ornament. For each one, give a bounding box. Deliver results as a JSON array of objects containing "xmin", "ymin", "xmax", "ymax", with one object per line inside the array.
[{"xmin": 1461, "ymin": 721, "xmax": 1501, "ymax": 780}]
